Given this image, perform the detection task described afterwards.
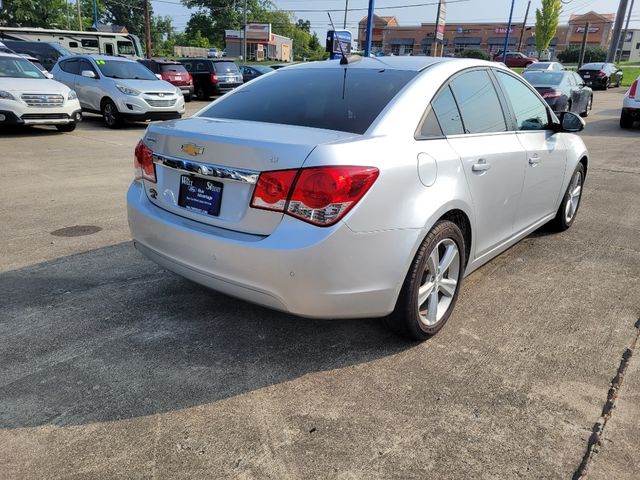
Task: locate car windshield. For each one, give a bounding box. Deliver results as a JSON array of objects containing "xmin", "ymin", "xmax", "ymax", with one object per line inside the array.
[
  {"xmin": 95, "ymin": 59, "xmax": 158, "ymax": 80},
  {"xmin": 581, "ymin": 63, "xmax": 604, "ymax": 70},
  {"xmin": 199, "ymin": 67, "xmax": 417, "ymax": 135},
  {"xmin": 160, "ymin": 63, "xmax": 188, "ymax": 74},
  {"xmin": 522, "ymin": 71, "xmax": 564, "ymax": 85},
  {"xmin": 0, "ymin": 56, "xmax": 45, "ymax": 79}
]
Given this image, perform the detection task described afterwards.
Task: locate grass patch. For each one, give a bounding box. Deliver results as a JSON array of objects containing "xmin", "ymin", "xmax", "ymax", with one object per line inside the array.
[{"xmin": 621, "ymin": 66, "xmax": 640, "ymax": 87}]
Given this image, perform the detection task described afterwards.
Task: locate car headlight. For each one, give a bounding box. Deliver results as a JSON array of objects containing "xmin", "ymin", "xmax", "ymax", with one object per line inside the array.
[
  {"xmin": 68, "ymin": 90, "xmax": 78, "ymax": 100},
  {"xmin": 0, "ymin": 90, "xmax": 16, "ymax": 101},
  {"xmin": 116, "ymin": 84, "xmax": 141, "ymax": 96}
]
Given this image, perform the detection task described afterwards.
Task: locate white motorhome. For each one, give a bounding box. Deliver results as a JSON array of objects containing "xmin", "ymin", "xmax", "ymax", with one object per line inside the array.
[{"xmin": 0, "ymin": 27, "xmax": 143, "ymax": 58}]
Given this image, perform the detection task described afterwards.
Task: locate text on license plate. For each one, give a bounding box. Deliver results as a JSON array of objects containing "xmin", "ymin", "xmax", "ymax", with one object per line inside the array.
[{"xmin": 178, "ymin": 175, "xmax": 223, "ymax": 216}]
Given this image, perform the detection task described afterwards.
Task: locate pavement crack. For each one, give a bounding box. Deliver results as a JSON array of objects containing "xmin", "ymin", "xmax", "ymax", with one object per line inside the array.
[
  {"xmin": 591, "ymin": 167, "xmax": 640, "ymax": 176},
  {"xmin": 572, "ymin": 317, "xmax": 640, "ymax": 479}
]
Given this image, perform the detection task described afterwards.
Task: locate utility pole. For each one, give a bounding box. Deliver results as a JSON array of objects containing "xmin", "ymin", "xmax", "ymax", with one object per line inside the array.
[
  {"xmin": 76, "ymin": 0, "xmax": 82, "ymax": 31},
  {"xmin": 607, "ymin": 0, "xmax": 629, "ymax": 62},
  {"xmin": 578, "ymin": 22, "xmax": 589, "ymax": 68},
  {"xmin": 243, "ymin": 0, "xmax": 247, "ymax": 62},
  {"xmin": 517, "ymin": 0, "xmax": 531, "ymax": 53},
  {"xmin": 618, "ymin": 0, "xmax": 635, "ymax": 62},
  {"xmin": 364, "ymin": 0, "xmax": 375, "ymax": 57},
  {"xmin": 144, "ymin": 0, "xmax": 152, "ymax": 58},
  {"xmin": 66, "ymin": 0, "xmax": 71, "ymax": 30},
  {"xmin": 501, "ymin": 0, "xmax": 515, "ymax": 64},
  {"xmin": 343, "ymin": 0, "xmax": 349, "ymax": 30},
  {"xmin": 92, "ymin": 0, "xmax": 99, "ymax": 30}
]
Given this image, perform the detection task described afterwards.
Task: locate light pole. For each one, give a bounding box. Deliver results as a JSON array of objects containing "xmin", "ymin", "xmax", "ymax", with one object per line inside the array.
[
  {"xmin": 502, "ymin": 0, "xmax": 516, "ymax": 64},
  {"xmin": 364, "ymin": 0, "xmax": 376, "ymax": 57}
]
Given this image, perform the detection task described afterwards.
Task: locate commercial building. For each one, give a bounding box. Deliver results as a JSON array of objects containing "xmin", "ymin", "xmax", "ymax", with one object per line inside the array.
[
  {"xmin": 619, "ymin": 29, "xmax": 640, "ymax": 62},
  {"xmin": 224, "ymin": 24, "xmax": 292, "ymax": 62},
  {"xmin": 358, "ymin": 11, "xmax": 614, "ymax": 59}
]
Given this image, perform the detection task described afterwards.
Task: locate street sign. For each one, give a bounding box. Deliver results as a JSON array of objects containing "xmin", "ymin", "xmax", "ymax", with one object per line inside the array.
[{"xmin": 435, "ymin": 0, "xmax": 446, "ymax": 41}]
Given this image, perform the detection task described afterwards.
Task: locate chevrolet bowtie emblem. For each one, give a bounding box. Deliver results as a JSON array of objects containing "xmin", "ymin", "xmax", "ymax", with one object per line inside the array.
[{"xmin": 181, "ymin": 143, "xmax": 204, "ymax": 156}]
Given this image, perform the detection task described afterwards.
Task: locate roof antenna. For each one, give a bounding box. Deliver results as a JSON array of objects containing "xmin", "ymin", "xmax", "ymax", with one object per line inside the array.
[{"xmin": 327, "ymin": 12, "xmax": 360, "ymax": 65}]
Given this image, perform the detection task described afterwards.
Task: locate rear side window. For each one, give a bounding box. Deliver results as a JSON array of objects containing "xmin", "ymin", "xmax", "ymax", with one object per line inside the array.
[
  {"xmin": 200, "ymin": 68, "xmax": 417, "ymax": 135},
  {"xmin": 182, "ymin": 61, "xmax": 192, "ymax": 71},
  {"xmin": 418, "ymin": 107, "xmax": 444, "ymax": 139},
  {"xmin": 495, "ymin": 71, "xmax": 550, "ymax": 131},
  {"xmin": 196, "ymin": 62, "xmax": 208, "ymax": 72},
  {"xmin": 431, "ymin": 86, "xmax": 464, "ymax": 136},
  {"xmin": 450, "ymin": 70, "xmax": 506, "ymax": 134},
  {"xmin": 213, "ymin": 61, "xmax": 239, "ymax": 74}
]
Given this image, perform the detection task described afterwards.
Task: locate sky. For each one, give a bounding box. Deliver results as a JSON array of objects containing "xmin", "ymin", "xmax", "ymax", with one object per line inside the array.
[{"xmin": 152, "ymin": 0, "xmax": 640, "ymax": 38}]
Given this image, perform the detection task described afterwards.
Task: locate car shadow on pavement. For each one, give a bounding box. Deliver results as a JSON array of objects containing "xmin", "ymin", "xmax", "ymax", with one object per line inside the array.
[
  {"xmin": 0, "ymin": 242, "xmax": 412, "ymax": 429},
  {"xmin": 0, "ymin": 125, "xmax": 68, "ymax": 137},
  {"xmin": 582, "ymin": 117, "xmax": 639, "ymax": 137}
]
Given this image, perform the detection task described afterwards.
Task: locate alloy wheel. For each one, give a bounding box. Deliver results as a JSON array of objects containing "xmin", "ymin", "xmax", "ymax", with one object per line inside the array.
[
  {"xmin": 103, "ymin": 103, "xmax": 116, "ymax": 126},
  {"xmin": 564, "ymin": 170, "xmax": 582, "ymax": 223},
  {"xmin": 417, "ymin": 238, "xmax": 460, "ymax": 327}
]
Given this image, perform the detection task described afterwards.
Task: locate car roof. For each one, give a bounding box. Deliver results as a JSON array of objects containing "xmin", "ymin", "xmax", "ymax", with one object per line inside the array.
[
  {"xmin": 179, "ymin": 58, "xmax": 235, "ymax": 62},
  {"xmin": 286, "ymin": 56, "xmax": 459, "ymax": 72},
  {"xmin": 65, "ymin": 54, "xmax": 137, "ymax": 62},
  {"xmin": 0, "ymin": 51, "xmax": 25, "ymax": 60}
]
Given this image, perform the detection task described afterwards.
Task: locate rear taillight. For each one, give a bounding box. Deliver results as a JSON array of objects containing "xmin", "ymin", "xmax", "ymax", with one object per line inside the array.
[
  {"xmin": 161, "ymin": 73, "xmax": 171, "ymax": 81},
  {"xmin": 543, "ymin": 90, "xmax": 562, "ymax": 99},
  {"xmin": 134, "ymin": 140, "xmax": 156, "ymax": 183},
  {"xmin": 210, "ymin": 73, "xmax": 218, "ymax": 84},
  {"xmin": 188, "ymin": 73, "xmax": 193, "ymax": 85},
  {"xmin": 630, "ymin": 80, "xmax": 638, "ymax": 99},
  {"xmin": 597, "ymin": 70, "xmax": 606, "ymax": 78},
  {"xmin": 250, "ymin": 166, "xmax": 379, "ymax": 227}
]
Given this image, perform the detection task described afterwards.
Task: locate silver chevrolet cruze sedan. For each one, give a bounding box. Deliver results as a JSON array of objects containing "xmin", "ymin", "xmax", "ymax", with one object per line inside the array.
[{"xmin": 127, "ymin": 57, "xmax": 588, "ymax": 340}]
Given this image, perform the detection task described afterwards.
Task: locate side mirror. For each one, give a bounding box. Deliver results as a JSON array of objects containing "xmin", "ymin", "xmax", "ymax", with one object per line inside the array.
[
  {"xmin": 81, "ymin": 70, "xmax": 96, "ymax": 79},
  {"xmin": 155, "ymin": 73, "xmax": 162, "ymax": 79},
  {"xmin": 557, "ymin": 111, "xmax": 585, "ymax": 133},
  {"xmin": 45, "ymin": 72, "xmax": 54, "ymax": 79}
]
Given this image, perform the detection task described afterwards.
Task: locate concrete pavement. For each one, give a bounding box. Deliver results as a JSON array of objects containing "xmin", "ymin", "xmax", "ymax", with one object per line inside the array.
[{"xmin": 0, "ymin": 91, "xmax": 638, "ymax": 479}]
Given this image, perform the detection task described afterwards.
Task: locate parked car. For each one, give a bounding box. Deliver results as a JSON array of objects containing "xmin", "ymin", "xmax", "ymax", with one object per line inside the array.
[
  {"xmin": 524, "ymin": 61, "xmax": 564, "ymax": 71},
  {"xmin": 522, "ymin": 70, "xmax": 592, "ymax": 117},
  {"xmin": 51, "ymin": 55, "xmax": 185, "ymax": 128},
  {"xmin": 1, "ymin": 40, "xmax": 71, "ymax": 72},
  {"xmin": 138, "ymin": 58, "xmax": 194, "ymax": 101},
  {"xmin": 620, "ymin": 75, "xmax": 639, "ymax": 128},
  {"xmin": 494, "ymin": 52, "xmax": 538, "ymax": 68},
  {"xmin": 17, "ymin": 54, "xmax": 50, "ymax": 76},
  {"xmin": 270, "ymin": 63, "xmax": 294, "ymax": 70},
  {"xmin": 179, "ymin": 58, "xmax": 243, "ymax": 100},
  {"xmin": 0, "ymin": 52, "xmax": 81, "ymax": 132},
  {"xmin": 240, "ymin": 64, "xmax": 274, "ymax": 83},
  {"xmin": 577, "ymin": 63, "xmax": 623, "ymax": 90},
  {"xmin": 0, "ymin": 41, "xmax": 14, "ymax": 54},
  {"xmin": 207, "ymin": 48, "xmax": 223, "ymax": 59},
  {"xmin": 127, "ymin": 57, "xmax": 588, "ymax": 341}
]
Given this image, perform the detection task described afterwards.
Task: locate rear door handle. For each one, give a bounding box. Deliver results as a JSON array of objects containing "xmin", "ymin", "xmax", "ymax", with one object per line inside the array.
[
  {"xmin": 528, "ymin": 155, "xmax": 541, "ymax": 166},
  {"xmin": 471, "ymin": 159, "xmax": 491, "ymax": 172}
]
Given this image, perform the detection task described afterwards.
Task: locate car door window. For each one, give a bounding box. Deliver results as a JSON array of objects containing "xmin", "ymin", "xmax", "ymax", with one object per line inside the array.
[
  {"xmin": 78, "ymin": 59, "xmax": 97, "ymax": 76},
  {"xmin": 495, "ymin": 70, "xmax": 550, "ymax": 131},
  {"xmin": 450, "ymin": 70, "xmax": 507, "ymax": 134},
  {"xmin": 60, "ymin": 59, "xmax": 80, "ymax": 75},
  {"xmin": 430, "ymin": 86, "xmax": 464, "ymax": 136}
]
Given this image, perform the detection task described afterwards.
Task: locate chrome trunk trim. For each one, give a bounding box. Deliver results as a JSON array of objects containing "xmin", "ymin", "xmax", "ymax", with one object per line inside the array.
[{"xmin": 152, "ymin": 153, "xmax": 259, "ymax": 184}]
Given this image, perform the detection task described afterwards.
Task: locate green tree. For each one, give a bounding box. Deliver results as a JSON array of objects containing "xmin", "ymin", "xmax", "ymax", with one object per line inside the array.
[
  {"xmin": 0, "ymin": 0, "xmax": 68, "ymax": 28},
  {"xmin": 102, "ymin": 0, "xmax": 148, "ymax": 37},
  {"xmin": 534, "ymin": 0, "xmax": 561, "ymax": 57}
]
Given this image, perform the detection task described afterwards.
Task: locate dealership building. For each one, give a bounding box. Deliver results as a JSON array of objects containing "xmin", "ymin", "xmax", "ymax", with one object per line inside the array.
[
  {"xmin": 358, "ymin": 11, "xmax": 615, "ymax": 58},
  {"xmin": 225, "ymin": 24, "xmax": 292, "ymax": 61}
]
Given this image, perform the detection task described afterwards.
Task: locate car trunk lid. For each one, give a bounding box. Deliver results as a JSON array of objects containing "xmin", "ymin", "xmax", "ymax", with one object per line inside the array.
[{"xmin": 141, "ymin": 117, "xmax": 358, "ymax": 235}]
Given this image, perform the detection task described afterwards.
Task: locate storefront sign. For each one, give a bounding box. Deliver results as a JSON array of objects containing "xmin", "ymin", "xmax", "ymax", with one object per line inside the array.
[
  {"xmin": 495, "ymin": 27, "xmax": 513, "ymax": 34},
  {"xmin": 435, "ymin": 0, "xmax": 446, "ymax": 41},
  {"xmin": 575, "ymin": 26, "xmax": 600, "ymax": 34},
  {"xmin": 246, "ymin": 23, "xmax": 271, "ymax": 42}
]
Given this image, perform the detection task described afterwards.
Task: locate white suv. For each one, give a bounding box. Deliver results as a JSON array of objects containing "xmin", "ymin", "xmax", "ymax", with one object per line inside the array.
[
  {"xmin": 51, "ymin": 55, "xmax": 185, "ymax": 129},
  {"xmin": 620, "ymin": 75, "xmax": 639, "ymax": 128},
  {"xmin": 0, "ymin": 52, "xmax": 81, "ymax": 132}
]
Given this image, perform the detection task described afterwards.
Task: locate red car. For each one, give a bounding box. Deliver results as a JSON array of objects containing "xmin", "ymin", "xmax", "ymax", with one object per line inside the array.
[
  {"xmin": 138, "ymin": 59, "xmax": 194, "ymax": 101},
  {"xmin": 494, "ymin": 52, "xmax": 538, "ymax": 68}
]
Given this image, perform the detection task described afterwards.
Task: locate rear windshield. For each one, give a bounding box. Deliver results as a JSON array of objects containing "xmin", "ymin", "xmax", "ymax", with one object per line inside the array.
[
  {"xmin": 522, "ymin": 71, "xmax": 564, "ymax": 85},
  {"xmin": 200, "ymin": 67, "xmax": 417, "ymax": 134},
  {"xmin": 160, "ymin": 63, "xmax": 188, "ymax": 73},
  {"xmin": 580, "ymin": 63, "xmax": 604, "ymax": 70},
  {"xmin": 213, "ymin": 61, "xmax": 239, "ymax": 74}
]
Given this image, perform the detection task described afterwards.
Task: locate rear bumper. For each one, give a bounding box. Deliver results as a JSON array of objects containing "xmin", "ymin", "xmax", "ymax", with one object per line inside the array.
[
  {"xmin": 127, "ymin": 181, "xmax": 421, "ymax": 319},
  {"xmin": 622, "ymin": 107, "xmax": 640, "ymax": 119},
  {"xmin": 121, "ymin": 111, "xmax": 182, "ymax": 122},
  {"xmin": 214, "ymin": 83, "xmax": 242, "ymax": 95}
]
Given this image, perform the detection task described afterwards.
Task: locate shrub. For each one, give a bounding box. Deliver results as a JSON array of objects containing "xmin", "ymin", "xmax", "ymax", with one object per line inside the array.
[
  {"xmin": 557, "ymin": 46, "xmax": 607, "ymax": 64},
  {"xmin": 457, "ymin": 48, "xmax": 490, "ymax": 60}
]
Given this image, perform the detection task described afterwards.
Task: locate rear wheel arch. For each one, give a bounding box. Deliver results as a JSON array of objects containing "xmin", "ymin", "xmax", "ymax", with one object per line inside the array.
[
  {"xmin": 439, "ymin": 209, "xmax": 472, "ymax": 269},
  {"xmin": 579, "ymin": 156, "xmax": 588, "ymax": 177}
]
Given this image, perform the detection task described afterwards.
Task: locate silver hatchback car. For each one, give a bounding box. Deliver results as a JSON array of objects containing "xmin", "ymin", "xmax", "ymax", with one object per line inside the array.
[{"xmin": 127, "ymin": 57, "xmax": 588, "ymax": 340}]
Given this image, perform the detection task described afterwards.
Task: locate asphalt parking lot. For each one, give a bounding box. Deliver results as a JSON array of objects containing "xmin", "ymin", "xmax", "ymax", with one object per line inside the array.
[{"xmin": 1, "ymin": 90, "xmax": 639, "ymax": 479}]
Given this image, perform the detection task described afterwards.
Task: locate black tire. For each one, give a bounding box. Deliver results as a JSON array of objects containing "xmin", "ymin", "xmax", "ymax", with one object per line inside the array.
[
  {"xmin": 580, "ymin": 96, "xmax": 592, "ymax": 118},
  {"xmin": 388, "ymin": 220, "xmax": 466, "ymax": 341},
  {"xmin": 550, "ymin": 163, "xmax": 585, "ymax": 232},
  {"xmin": 184, "ymin": 93, "xmax": 192, "ymax": 102},
  {"xmin": 620, "ymin": 111, "xmax": 634, "ymax": 129},
  {"xmin": 196, "ymin": 86, "xmax": 209, "ymax": 101},
  {"xmin": 101, "ymin": 99, "xmax": 123, "ymax": 129},
  {"xmin": 56, "ymin": 122, "xmax": 76, "ymax": 132}
]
